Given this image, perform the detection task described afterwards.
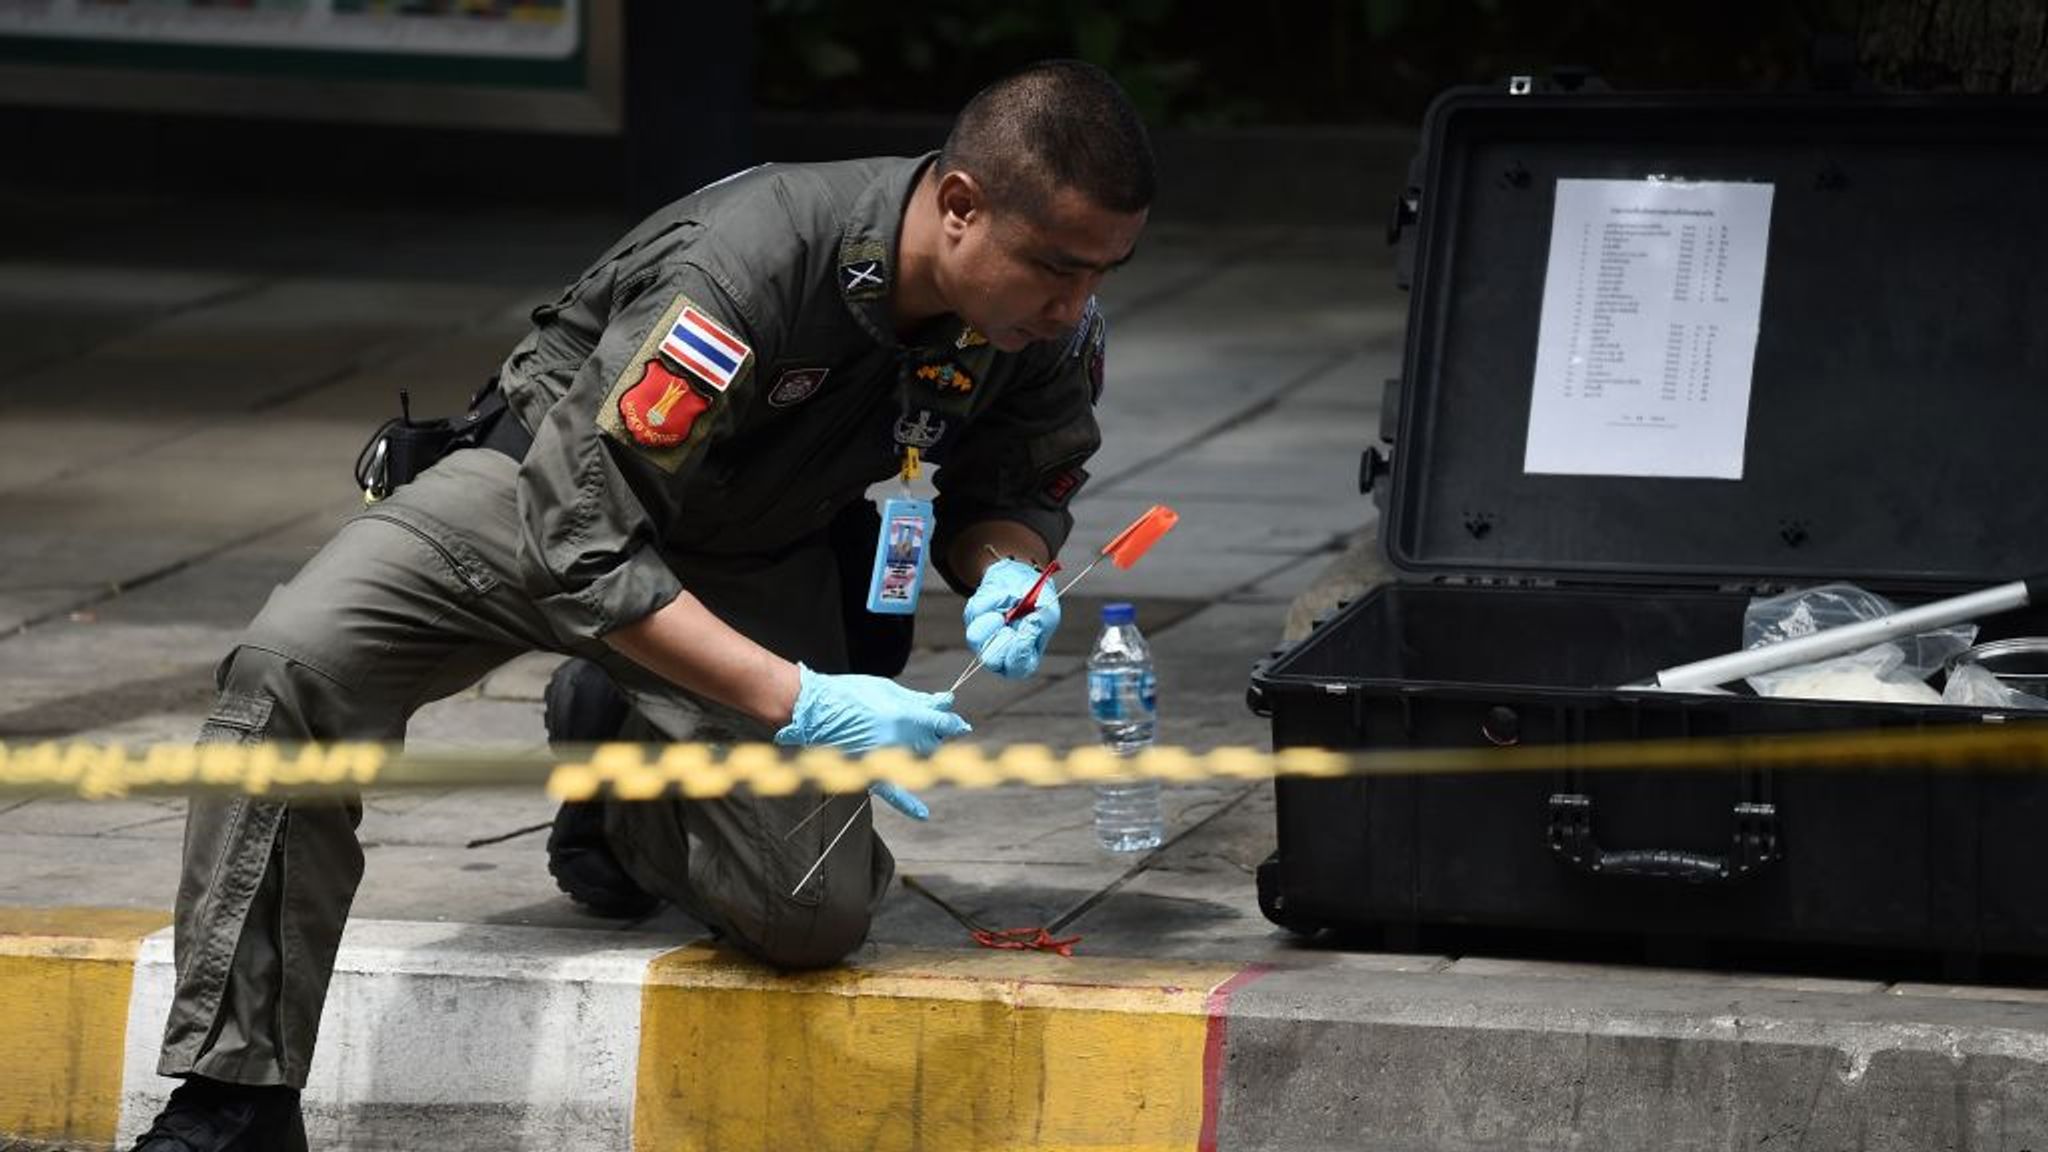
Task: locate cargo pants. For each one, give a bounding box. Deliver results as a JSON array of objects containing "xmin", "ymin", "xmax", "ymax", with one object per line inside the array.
[{"xmin": 157, "ymin": 448, "xmax": 892, "ymax": 1088}]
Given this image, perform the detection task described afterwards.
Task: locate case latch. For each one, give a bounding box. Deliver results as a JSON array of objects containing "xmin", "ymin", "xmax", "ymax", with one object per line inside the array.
[
  {"xmin": 1386, "ymin": 186, "xmax": 1421, "ymax": 246},
  {"xmin": 1359, "ymin": 446, "xmax": 1391, "ymax": 495}
]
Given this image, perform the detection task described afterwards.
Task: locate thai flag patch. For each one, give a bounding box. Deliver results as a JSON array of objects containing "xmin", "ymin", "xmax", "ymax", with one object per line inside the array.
[{"xmin": 658, "ymin": 305, "xmax": 750, "ymax": 393}]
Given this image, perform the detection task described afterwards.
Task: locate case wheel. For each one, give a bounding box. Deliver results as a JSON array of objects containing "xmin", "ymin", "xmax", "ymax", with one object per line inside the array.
[{"xmin": 1256, "ymin": 852, "xmax": 1327, "ymax": 936}]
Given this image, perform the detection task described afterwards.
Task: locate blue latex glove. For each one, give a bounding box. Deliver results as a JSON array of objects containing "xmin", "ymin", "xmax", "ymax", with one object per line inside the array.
[
  {"xmin": 963, "ymin": 558, "xmax": 1062, "ymax": 680},
  {"xmin": 772, "ymin": 665, "xmax": 967, "ymax": 819},
  {"xmin": 867, "ymin": 781, "xmax": 930, "ymax": 821}
]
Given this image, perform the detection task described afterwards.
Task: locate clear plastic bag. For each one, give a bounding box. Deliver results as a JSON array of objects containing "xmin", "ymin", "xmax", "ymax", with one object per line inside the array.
[
  {"xmin": 1742, "ymin": 583, "xmax": 1975, "ymax": 703},
  {"xmin": 1940, "ymin": 663, "xmax": 2048, "ymax": 710},
  {"xmin": 1940, "ymin": 639, "xmax": 2048, "ymax": 710}
]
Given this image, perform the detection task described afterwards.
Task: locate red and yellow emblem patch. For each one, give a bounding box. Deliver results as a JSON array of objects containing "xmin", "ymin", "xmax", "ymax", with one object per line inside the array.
[{"xmin": 618, "ymin": 359, "xmax": 710, "ymax": 448}]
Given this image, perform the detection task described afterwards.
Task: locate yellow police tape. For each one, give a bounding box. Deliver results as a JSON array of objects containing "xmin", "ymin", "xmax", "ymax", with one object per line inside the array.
[{"xmin": 3, "ymin": 722, "xmax": 2048, "ymax": 802}]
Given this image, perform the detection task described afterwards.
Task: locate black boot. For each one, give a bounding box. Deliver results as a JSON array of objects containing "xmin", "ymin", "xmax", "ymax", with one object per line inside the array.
[
  {"xmin": 131, "ymin": 1076, "xmax": 306, "ymax": 1152},
  {"xmin": 543, "ymin": 658, "xmax": 659, "ymax": 919}
]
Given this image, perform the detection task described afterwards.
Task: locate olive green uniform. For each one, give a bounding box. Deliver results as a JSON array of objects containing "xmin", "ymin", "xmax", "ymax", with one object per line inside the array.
[{"xmin": 159, "ymin": 155, "xmax": 1107, "ymax": 1088}]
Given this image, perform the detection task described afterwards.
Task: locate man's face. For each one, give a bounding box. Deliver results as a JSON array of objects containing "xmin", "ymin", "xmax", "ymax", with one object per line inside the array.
[{"xmin": 936, "ymin": 174, "xmax": 1147, "ymax": 353}]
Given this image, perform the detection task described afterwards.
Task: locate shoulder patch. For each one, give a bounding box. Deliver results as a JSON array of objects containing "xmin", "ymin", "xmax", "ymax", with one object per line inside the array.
[
  {"xmin": 839, "ymin": 238, "xmax": 889, "ymax": 302},
  {"xmin": 617, "ymin": 359, "xmax": 710, "ymax": 448},
  {"xmin": 659, "ymin": 304, "xmax": 750, "ymax": 393},
  {"xmin": 767, "ymin": 367, "xmax": 829, "ymax": 408},
  {"xmin": 598, "ymin": 292, "xmax": 747, "ymax": 471},
  {"xmin": 1042, "ymin": 465, "xmax": 1088, "ymax": 508}
]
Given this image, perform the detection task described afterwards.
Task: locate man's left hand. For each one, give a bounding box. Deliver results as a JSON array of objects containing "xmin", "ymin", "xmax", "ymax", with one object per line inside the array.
[{"xmin": 963, "ymin": 558, "xmax": 1061, "ymax": 679}]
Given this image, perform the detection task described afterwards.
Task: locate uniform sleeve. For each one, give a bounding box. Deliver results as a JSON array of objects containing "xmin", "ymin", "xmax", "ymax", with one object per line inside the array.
[
  {"xmin": 930, "ymin": 303, "xmax": 1107, "ymax": 595},
  {"xmin": 513, "ymin": 262, "xmax": 767, "ymax": 645}
]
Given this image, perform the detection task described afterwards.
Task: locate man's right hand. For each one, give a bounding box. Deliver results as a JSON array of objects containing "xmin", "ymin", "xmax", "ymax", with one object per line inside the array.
[{"xmin": 772, "ymin": 663, "xmax": 971, "ymax": 757}]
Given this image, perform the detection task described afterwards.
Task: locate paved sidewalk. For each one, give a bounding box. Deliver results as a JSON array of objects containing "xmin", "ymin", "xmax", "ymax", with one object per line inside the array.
[{"xmin": 3, "ymin": 187, "xmax": 2046, "ymax": 1151}]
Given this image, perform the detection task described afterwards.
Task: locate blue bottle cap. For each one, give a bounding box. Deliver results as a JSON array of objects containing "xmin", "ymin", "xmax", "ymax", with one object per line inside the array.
[{"xmin": 1102, "ymin": 602, "xmax": 1136, "ymax": 625}]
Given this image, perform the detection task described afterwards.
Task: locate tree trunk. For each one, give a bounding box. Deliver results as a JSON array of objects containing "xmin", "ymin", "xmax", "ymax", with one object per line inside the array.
[{"xmin": 1857, "ymin": 0, "xmax": 2048, "ymax": 92}]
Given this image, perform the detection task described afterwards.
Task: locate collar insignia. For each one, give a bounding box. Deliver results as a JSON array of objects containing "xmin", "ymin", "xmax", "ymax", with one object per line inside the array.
[
  {"xmin": 892, "ymin": 409, "xmax": 948, "ymax": 449},
  {"xmin": 914, "ymin": 361, "xmax": 974, "ymax": 395}
]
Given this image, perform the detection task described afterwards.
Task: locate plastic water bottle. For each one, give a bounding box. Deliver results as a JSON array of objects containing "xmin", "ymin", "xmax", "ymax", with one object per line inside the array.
[{"xmin": 1088, "ymin": 602, "xmax": 1163, "ymax": 852}]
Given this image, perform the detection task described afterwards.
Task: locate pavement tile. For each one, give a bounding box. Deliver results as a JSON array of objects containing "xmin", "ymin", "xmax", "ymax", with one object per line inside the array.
[
  {"xmin": 0, "ymin": 797, "xmax": 188, "ymax": 840},
  {"xmin": 1291, "ymin": 334, "xmax": 1407, "ymax": 411},
  {"xmin": 1110, "ymin": 406, "xmax": 1383, "ymax": 505},
  {"xmin": 0, "ymin": 620, "xmax": 231, "ymax": 737},
  {"xmin": 1135, "ymin": 601, "xmax": 1296, "ymax": 697},
  {"xmin": 336, "ymin": 210, "xmax": 627, "ymax": 285},
  {"xmin": 986, "ymin": 682, "xmax": 1270, "ymax": 753},
  {"xmin": 43, "ymin": 199, "xmax": 445, "ymax": 276},
  {"xmin": 958, "ymin": 706, "xmax": 1101, "ymax": 750},
  {"xmin": 1047, "ymin": 783, "xmax": 1280, "ymax": 960},
  {"xmin": 3, "ymin": 351, "xmax": 343, "ymax": 418},
  {"xmin": 296, "ymin": 338, "xmax": 528, "ymax": 413},
  {"xmin": 1228, "ymin": 549, "xmax": 1350, "ymax": 605},
  {"xmin": 348, "ymin": 841, "xmax": 622, "ymax": 931},
  {"xmin": 0, "ymin": 265, "xmax": 255, "ymax": 382},
  {"xmin": 0, "ymin": 417, "xmax": 169, "ymax": 492},
  {"xmin": 0, "ymin": 262, "xmax": 249, "ymax": 311},
  {"xmin": 353, "ymin": 786, "xmax": 556, "ymax": 851},
  {"xmin": 1069, "ymin": 491, "xmax": 1353, "ymax": 565},
  {"xmin": 0, "ymin": 831, "xmax": 183, "ymax": 908},
  {"xmin": 902, "ymin": 651, "xmax": 1085, "ymax": 717},
  {"xmin": 407, "ymin": 696, "xmax": 549, "ymax": 750},
  {"xmin": 1086, "ymin": 345, "xmax": 1350, "ymax": 487},
  {"xmin": 875, "ymin": 861, "xmax": 1131, "ymax": 951},
  {"xmin": 72, "ymin": 506, "xmax": 349, "ymax": 629},
  {"xmin": 0, "ymin": 188, "xmax": 172, "ymax": 260},
  {"xmin": 1054, "ymin": 868, "xmax": 1278, "ymax": 962},
  {"xmin": 0, "ymin": 590, "xmax": 93, "ymax": 637},
  {"xmin": 42, "ymin": 713, "xmax": 210, "ymax": 748},
  {"xmin": 883, "ymin": 782, "xmax": 1242, "ymax": 868},
  {"xmin": 479, "ymin": 652, "xmax": 571, "ymax": 703},
  {"xmin": 1114, "ymin": 258, "xmax": 1401, "ymax": 353}
]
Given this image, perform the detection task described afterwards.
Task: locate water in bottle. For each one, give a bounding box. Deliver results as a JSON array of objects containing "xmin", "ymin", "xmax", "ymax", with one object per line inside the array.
[{"xmin": 1088, "ymin": 601, "xmax": 1163, "ymax": 852}]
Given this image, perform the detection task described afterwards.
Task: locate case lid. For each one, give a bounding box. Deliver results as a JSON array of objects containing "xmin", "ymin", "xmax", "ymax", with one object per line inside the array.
[{"xmin": 1385, "ymin": 89, "xmax": 2048, "ymax": 589}]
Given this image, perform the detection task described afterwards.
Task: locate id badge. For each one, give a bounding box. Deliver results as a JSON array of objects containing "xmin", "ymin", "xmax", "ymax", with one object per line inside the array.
[{"xmin": 866, "ymin": 496, "xmax": 934, "ymax": 615}]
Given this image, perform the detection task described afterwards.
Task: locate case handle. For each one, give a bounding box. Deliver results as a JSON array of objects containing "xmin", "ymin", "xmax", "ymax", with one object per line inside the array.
[{"xmin": 1546, "ymin": 794, "xmax": 1781, "ymax": 884}]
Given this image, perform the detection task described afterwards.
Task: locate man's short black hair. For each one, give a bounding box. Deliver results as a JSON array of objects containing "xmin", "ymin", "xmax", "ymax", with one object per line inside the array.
[{"xmin": 938, "ymin": 59, "xmax": 1156, "ymax": 220}]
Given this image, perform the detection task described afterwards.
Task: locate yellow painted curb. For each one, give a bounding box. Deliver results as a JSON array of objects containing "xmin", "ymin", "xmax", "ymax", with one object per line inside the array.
[
  {"xmin": 635, "ymin": 945, "xmax": 1244, "ymax": 1152},
  {"xmin": 0, "ymin": 907, "xmax": 170, "ymax": 1147}
]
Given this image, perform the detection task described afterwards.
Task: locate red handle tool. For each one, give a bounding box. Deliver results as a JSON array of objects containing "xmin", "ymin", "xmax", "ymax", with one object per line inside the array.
[{"xmin": 1002, "ymin": 560, "xmax": 1062, "ymax": 624}]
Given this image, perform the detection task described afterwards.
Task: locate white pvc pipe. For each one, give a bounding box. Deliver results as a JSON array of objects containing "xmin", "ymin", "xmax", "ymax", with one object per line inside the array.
[{"xmin": 1652, "ymin": 580, "xmax": 2034, "ymax": 691}]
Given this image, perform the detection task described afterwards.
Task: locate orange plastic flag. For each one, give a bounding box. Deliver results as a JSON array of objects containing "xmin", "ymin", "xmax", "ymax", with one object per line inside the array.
[{"xmin": 1101, "ymin": 504, "xmax": 1179, "ymax": 570}]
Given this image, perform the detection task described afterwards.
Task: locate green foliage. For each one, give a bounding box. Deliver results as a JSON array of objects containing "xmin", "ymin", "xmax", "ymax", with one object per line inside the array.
[{"xmin": 757, "ymin": 0, "xmax": 1862, "ymax": 127}]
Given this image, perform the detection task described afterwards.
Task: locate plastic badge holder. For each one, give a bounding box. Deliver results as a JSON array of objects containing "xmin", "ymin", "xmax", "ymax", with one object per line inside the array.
[{"xmin": 866, "ymin": 496, "xmax": 933, "ymax": 615}]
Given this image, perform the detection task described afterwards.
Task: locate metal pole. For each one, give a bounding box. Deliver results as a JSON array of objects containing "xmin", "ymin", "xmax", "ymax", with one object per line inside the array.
[{"xmin": 1651, "ymin": 579, "xmax": 2033, "ymax": 691}]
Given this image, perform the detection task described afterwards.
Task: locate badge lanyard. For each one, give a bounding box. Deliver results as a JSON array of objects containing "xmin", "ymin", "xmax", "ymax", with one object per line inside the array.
[{"xmin": 866, "ymin": 376, "xmax": 938, "ymax": 616}]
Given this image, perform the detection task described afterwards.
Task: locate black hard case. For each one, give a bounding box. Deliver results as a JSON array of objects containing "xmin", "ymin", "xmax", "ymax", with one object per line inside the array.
[{"xmin": 1247, "ymin": 88, "xmax": 2048, "ymax": 965}]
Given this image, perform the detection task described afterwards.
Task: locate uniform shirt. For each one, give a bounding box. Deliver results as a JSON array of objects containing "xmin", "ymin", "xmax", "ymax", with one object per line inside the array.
[{"xmin": 495, "ymin": 155, "xmax": 1107, "ymax": 646}]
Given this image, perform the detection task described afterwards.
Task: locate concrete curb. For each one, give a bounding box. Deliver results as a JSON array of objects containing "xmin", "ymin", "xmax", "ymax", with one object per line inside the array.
[
  {"xmin": 9, "ymin": 908, "xmax": 2048, "ymax": 1151},
  {"xmin": 21, "ymin": 908, "xmax": 1257, "ymax": 1152}
]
